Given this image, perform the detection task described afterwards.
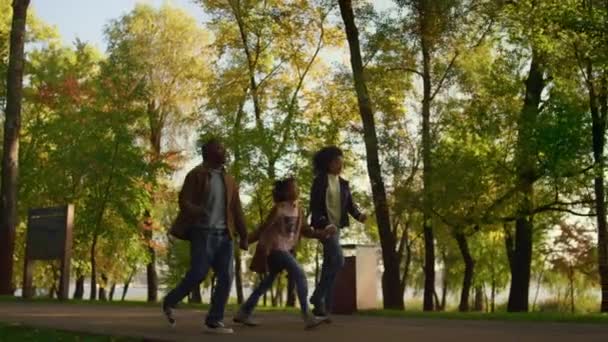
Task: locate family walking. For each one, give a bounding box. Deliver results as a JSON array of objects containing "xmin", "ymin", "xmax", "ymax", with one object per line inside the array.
[{"xmin": 162, "ymin": 138, "xmax": 367, "ymax": 334}]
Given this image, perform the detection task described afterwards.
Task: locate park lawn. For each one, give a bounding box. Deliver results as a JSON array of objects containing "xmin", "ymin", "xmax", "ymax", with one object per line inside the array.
[
  {"xmin": 0, "ymin": 322, "xmax": 138, "ymax": 342},
  {"xmin": 359, "ymin": 309, "xmax": 608, "ymax": 324}
]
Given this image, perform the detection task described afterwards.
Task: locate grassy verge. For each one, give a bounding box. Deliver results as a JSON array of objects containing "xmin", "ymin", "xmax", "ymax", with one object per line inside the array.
[
  {"xmin": 359, "ymin": 309, "xmax": 608, "ymax": 324},
  {"xmin": 0, "ymin": 322, "xmax": 138, "ymax": 341}
]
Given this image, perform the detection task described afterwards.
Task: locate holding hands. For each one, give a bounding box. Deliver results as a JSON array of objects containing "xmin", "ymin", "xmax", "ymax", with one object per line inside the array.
[{"xmin": 320, "ymin": 224, "xmax": 338, "ymax": 239}]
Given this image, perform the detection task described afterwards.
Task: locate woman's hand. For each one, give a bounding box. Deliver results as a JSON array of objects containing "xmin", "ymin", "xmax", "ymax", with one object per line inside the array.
[{"xmin": 322, "ymin": 224, "xmax": 338, "ymax": 239}]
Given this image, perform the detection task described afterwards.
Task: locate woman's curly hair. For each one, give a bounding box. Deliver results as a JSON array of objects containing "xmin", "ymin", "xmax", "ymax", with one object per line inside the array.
[{"xmin": 312, "ymin": 146, "xmax": 343, "ymax": 175}]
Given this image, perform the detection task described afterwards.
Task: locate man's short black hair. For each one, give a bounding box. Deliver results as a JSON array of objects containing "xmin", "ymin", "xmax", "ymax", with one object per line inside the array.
[
  {"xmin": 272, "ymin": 177, "xmax": 296, "ymax": 202},
  {"xmin": 313, "ymin": 146, "xmax": 343, "ymax": 175},
  {"xmin": 201, "ymin": 137, "xmax": 221, "ymax": 161}
]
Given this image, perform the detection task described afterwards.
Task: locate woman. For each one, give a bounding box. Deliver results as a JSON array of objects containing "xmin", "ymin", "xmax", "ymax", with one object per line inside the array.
[{"xmin": 309, "ymin": 146, "xmax": 367, "ymax": 319}]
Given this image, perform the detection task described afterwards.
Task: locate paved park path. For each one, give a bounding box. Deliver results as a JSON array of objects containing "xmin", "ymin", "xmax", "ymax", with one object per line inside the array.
[{"xmin": 1, "ymin": 302, "xmax": 608, "ymax": 341}]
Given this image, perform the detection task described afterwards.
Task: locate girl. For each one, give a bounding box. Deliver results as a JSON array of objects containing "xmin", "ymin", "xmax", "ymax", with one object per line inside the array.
[{"xmin": 233, "ymin": 177, "xmax": 334, "ymax": 330}]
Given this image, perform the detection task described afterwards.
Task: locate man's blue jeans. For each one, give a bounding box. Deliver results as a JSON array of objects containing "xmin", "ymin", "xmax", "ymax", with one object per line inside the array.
[{"xmin": 164, "ymin": 229, "xmax": 234, "ymax": 325}]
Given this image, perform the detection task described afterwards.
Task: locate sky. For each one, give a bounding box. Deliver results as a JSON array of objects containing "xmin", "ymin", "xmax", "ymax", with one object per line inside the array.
[
  {"xmin": 31, "ymin": 0, "xmax": 208, "ymax": 52},
  {"xmin": 32, "ymin": 0, "xmax": 395, "ymax": 52}
]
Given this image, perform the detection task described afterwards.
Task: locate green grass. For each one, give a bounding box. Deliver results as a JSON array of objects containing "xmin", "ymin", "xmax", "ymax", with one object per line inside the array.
[
  {"xmin": 359, "ymin": 309, "xmax": 608, "ymax": 324},
  {"xmin": 0, "ymin": 322, "xmax": 138, "ymax": 342}
]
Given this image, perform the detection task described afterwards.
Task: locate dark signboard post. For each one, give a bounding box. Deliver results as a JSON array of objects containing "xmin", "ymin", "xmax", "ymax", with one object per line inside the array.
[{"xmin": 22, "ymin": 205, "xmax": 74, "ymax": 300}]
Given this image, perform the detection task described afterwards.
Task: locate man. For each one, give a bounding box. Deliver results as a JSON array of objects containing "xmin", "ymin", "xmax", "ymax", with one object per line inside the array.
[
  {"xmin": 162, "ymin": 138, "xmax": 248, "ymax": 334},
  {"xmin": 309, "ymin": 146, "xmax": 367, "ymax": 320}
]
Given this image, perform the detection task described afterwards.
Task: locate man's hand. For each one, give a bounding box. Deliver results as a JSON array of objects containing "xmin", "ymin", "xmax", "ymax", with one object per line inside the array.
[
  {"xmin": 239, "ymin": 237, "xmax": 249, "ymax": 251},
  {"xmin": 358, "ymin": 213, "xmax": 368, "ymax": 223}
]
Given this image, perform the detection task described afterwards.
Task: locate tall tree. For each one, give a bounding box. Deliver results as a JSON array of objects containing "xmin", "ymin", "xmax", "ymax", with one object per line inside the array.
[
  {"xmin": 0, "ymin": 0, "xmax": 30, "ymax": 295},
  {"xmin": 105, "ymin": 4, "xmax": 211, "ymax": 302},
  {"xmin": 565, "ymin": 0, "xmax": 608, "ymax": 312},
  {"xmin": 338, "ymin": 0, "xmax": 403, "ymax": 309}
]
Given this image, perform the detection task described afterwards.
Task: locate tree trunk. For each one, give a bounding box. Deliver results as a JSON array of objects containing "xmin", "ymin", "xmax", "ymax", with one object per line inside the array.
[
  {"xmin": 600, "ymin": 73, "xmax": 608, "ymax": 313},
  {"xmin": 277, "ymin": 275, "xmax": 284, "ymax": 307},
  {"xmin": 588, "ymin": 60, "xmax": 608, "ymax": 312},
  {"xmin": 121, "ymin": 270, "xmax": 135, "ymax": 301},
  {"xmin": 474, "ymin": 286, "xmax": 484, "ymax": 312},
  {"xmin": 532, "ymin": 262, "xmax": 546, "ymax": 312},
  {"xmin": 569, "ymin": 266, "xmax": 575, "ymax": 314},
  {"xmin": 89, "ymin": 237, "xmax": 98, "ymax": 301},
  {"xmin": 491, "ymin": 278, "xmax": 496, "ymax": 313},
  {"xmin": 420, "ymin": 6, "xmax": 436, "ymax": 311},
  {"xmin": 483, "ymin": 283, "xmax": 489, "ymax": 313},
  {"xmin": 146, "ymin": 252, "xmax": 158, "ymax": 302},
  {"xmin": 189, "ymin": 283, "xmax": 202, "ymax": 304},
  {"xmin": 440, "ymin": 275, "xmax": 448, "ymax": 311},
  {"xmin": 144, "ymin": 228, "xmax": 158, "ymax": 302},
  {"xmin": 109, "ymin": 283, "xmax": 116, "ymax": 301},
  {"xmin": 507, "ymin": 51, "xmax": 544, "ymax": 313},
  {"xmin": 89, "ymin": 138, "xmax": 119, "ymax": 302},
  {"xmin": 98, "ymin": 274, "xmax": 108, "ymax": 301},
  {"xmin": 230, "ymin": 102, "xmax": 246, "ymax": 305},
  {"xmin": 455, "ymin": 232, "xmax": 474, "ymax": 312},
  {"xmin": 0, "ymin": 0, "xmax": 30, "ymax": 296},
  {"xmin": 73, "ymin": 275, "xmax": 85, "ymax": 300},
  {"xmin": 338, "ymin": 0, "xmax": 402, "ymax": 310}
]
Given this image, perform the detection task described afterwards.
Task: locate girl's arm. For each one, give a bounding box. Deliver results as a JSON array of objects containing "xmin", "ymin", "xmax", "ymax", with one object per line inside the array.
[
  {"xmin": 248, "ymin": 205, "xmax": 279, "ymax": 244},
  {"xmin": 300, "ymin": 208, "xmax": 332, "ymax": 240}
]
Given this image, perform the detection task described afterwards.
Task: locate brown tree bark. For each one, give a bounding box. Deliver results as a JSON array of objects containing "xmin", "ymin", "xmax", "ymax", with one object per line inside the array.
[
  {"xmin": 455, "ymin": 232, "xmax": 474, "ymax": 312},
  {"xmin": 599, "ymin": 73, "xmax": 608, "ymax": 312},
  {"xmin": 145, "ymin": 230, "xmax": 158, "ymax": 302},
  {"xmin": 338, "ymin": 0, "xmax": 403, "ymax": 310},
  {"xmin": 109, "ymin": 283, "xmax": 116, "ymax": 301},
  {"xmin": 73, "ymin": 275, "xmax": 85, "ymax": 300},
  {"xmin": 0, "ymin": 0, "xmax": 31, "ymax": 296},
  {"xmin": 420, "ymin": 5, "xmax": 436, "ymax": 311},
  {"xmin": 474, "ymin": 286, "xmax": 484, "ymax": 312},
  {"xmin": 587, "ymin": 57, "xmax": 608, "ymax": 312},
  {"xmin": 121, "ymin": 269, "xmax": 135, "ymax": 301},
  {"xmin": 507, "ymin": 51, "xmax": 545, "ymax": 312},
  {"xmin": 90, "ymin": 237, "xmax": 98, "ymax": 301}
]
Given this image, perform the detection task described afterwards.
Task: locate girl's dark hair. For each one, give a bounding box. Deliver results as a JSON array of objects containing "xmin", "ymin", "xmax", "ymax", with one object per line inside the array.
[
  {"xmin": 272, "ymin": 177, "xmax": 296, "ymax": 202},
  {"xmin": 313, "ymin": 146, "xmax": 343, "ymax": 175}
]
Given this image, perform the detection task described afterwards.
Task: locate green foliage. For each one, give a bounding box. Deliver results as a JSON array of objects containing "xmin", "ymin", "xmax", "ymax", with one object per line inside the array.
[{"xmin": 0, "ymin": 322, "xmax": 136, "ymax": 342}]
